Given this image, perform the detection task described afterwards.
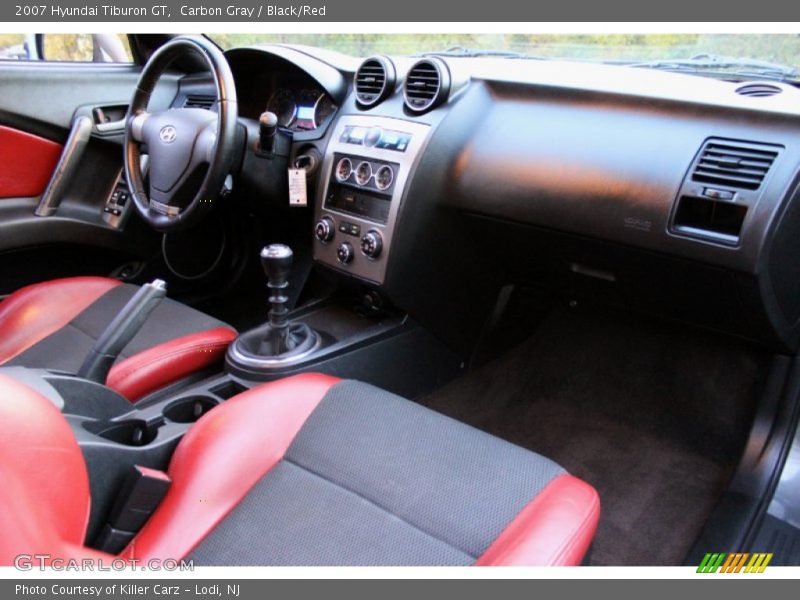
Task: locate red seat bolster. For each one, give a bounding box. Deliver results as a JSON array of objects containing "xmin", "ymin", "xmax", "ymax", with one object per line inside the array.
[
  {"xmin": 475, "ymin": 474, "xmax": 601, "ymax": 566},
  {"xmin": 0, "ymin": 375, "xmax": 91, "ymax": 565},
  {"xmin": 107, "ymin": 327, "xmax": 238, "ymax": 402},
  {"xmin": 0, "ymin": 276, "xmax": 121, "ymax": 365}
]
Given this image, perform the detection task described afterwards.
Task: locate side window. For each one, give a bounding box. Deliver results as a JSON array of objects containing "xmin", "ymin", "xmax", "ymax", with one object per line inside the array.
[
  {"xmin": 43, "ymin": 34, "xmax": 133, "ymax": 63},
  {"xmin": 0, "ymin": 34, "xmax": 33, "ymax": 60},
  {"xmin": 0, "ymin": 34, "xmax": 133, "ymax": 63}
]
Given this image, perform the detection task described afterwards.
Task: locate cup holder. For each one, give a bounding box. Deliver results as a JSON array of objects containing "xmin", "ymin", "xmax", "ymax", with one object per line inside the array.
[
  {"xmin": 163, "ymin": 395, "xmax": 219, "ymax": 424},
  {"xmin": 86, "ymin": 419, "xmax": 160, "ymax": 447}
]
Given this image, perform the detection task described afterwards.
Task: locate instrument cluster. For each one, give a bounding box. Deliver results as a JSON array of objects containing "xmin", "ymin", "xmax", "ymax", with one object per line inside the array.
[{"xmin": 266, "ymin": 87, "xmax": 337, "ymax": 131}]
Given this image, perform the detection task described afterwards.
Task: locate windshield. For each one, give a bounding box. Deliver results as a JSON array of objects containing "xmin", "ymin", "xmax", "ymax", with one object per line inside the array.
[{"xmin": 210, "ymin": 34, "xmax": 800, "ymax": 80}]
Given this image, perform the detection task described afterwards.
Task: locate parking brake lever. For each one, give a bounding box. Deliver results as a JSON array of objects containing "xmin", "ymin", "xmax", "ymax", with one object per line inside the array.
[{"xmin": 78, "ymin": 279, "xmax": 168, "ymax": 385}]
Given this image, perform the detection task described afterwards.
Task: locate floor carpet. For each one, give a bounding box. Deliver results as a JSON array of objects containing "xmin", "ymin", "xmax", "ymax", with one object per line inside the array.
[{"xmin": 419, "ymin": 304, "xmax": 769, "ymax": 565}]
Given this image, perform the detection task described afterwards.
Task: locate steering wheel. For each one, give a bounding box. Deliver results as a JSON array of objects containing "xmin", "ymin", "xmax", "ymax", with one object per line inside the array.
[{"xmin": 124, "ymin": 36, "xmax": 238, "ymax": 232}]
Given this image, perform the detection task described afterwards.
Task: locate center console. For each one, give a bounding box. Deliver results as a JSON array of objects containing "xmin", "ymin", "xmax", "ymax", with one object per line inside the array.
[
  {"xmin": 313, "ymin": 115, "xmax": 432, "ymax": 285},
  {"xmin": 227, "ymin": 114, "xmax": 445, "ymax": 383}
]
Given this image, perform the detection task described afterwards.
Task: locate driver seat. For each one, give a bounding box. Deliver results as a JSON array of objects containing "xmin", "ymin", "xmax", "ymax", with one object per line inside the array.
[{"xmin": 0, "ymin": 276, "xmax": 236, "ymax": 401}]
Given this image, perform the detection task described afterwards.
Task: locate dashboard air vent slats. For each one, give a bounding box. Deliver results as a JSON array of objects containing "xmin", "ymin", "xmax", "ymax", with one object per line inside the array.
[
  {"xmin": 404, "ymin": 58, "xmax": 450, "ymax": 113},
  {"xmin": 183, "ymin": 95, "xmax": 215, "ymax": 110},
  {"xmin": 735, "ymin": 83, "xmax": 783, "ymax": 98},
  {"xmin": 692, "ymin": 140, "xmax": 779, "ymax": 191},
  {"xmin": 355, "ymin": 57, "xmax": 395, "ymax": 108}
]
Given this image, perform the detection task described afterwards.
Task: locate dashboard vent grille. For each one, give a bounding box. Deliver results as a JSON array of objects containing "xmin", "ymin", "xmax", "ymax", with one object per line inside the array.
[
  {"xmin": 404, "ymin": 59, "xmax": 448, "ymax": 113},
  {"xmin": 692, "ymin": 140, "xmax": 779, "ymax": 190},
  {"xmin": 355, "ymin": 58, "xmax": 392, "ymax": 107},
  {"xmin": 735, "ymin": 83, "xmax": 783, "ymax": 98},
  {"xmin": 183, "ymin": 95, "xmax": 215, "ymax": 110}
]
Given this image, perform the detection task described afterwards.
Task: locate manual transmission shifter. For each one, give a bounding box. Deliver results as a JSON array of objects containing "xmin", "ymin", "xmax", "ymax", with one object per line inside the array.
[
  {"xmin": 261, "ymin": 244, "xmax": 294, "ymax": 354},
  {"xmin": 228, "ymin": 244, "xmax": 320, "ymax": 367}
]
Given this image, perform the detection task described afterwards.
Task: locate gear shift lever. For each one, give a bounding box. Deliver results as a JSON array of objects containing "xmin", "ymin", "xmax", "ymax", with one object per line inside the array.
[
  {"xmin": 226, "ymin": 243, "xmax": 320, "ymax": 364},
  {"xmin": 227, "ymin": 244, "xmax": 321, "ymax": 372},
  {"xmin": 261, "ymin": 244, "xmax": 293, "ymax": 354}
]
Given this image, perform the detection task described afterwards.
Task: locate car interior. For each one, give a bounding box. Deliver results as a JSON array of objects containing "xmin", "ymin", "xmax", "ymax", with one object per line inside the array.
[{"xmin": 1, "ymin": 33, "xmax": 799, "ymax": 567}]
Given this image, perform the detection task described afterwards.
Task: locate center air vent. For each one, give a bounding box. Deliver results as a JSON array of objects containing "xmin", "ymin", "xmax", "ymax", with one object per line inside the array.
[
  {"xmin": 355, "ymin": 56, "xmax": 395, "ymax": 108},
  {"xmin": 183, "ymin": 95, "xmax": 215, "ymax": 110},
  {"xmin": 404, "ymin": 58, "xmax": 450, "ymax": 113},
  {"xmin": 692, "ymin": 139, "xmax": 780, "ymax": 191},
  {"xmin": 735, "ymin": 83, "xmax": 783, "ymax": 98}
]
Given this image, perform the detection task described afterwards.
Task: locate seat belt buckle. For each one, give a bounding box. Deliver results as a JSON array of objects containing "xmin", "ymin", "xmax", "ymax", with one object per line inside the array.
[{"xmin": 93, "ymin": 465, "xmax": 171, "ymax": 554}]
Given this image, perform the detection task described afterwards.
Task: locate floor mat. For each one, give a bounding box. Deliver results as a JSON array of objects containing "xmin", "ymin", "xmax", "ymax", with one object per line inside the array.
[{"xmin": 419, "ymin": 304, "xmax": 769, "ymax": 565}]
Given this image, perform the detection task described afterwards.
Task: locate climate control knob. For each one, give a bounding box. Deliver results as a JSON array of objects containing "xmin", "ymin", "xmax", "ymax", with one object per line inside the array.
[
  {"xmin": 314, "ymin": 217, "xmax": 335, "ymax": 243},
  {"xmin": 336, "ymin": 242, "xmax": 354, "ymax": 264},
  {"xmin": 360, "ymin": 229, "xmax": 383, "ymax": 259}
]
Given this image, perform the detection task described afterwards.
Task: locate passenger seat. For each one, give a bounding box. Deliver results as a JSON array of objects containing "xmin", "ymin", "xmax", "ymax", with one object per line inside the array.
[{"xmin": 0, "ymin": 373, "xmax": 600, "ymax": 566}]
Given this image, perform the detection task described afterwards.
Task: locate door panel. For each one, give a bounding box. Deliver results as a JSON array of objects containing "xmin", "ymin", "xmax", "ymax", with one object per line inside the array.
[
  {"xmin": 0, "ymin": 125, "xmax": 62, "ymax": 198},
  {"xmin": 0, "ymin": 61, "xmax": 177, "ymax": 291}
]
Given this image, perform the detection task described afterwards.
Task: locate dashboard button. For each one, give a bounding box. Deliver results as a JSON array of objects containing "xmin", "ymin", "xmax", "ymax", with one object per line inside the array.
[
  {"xmin": 337, "ymin": 242, "xmax": 354, "ymax": 264},
  {"xmin": 365, "ymin": 127, "xmax": 382, "ymax": 147},
  {"xmin": 349, "ymin": 127, "xmax": 367, "ymax": 144},
  {"xmin": 375, "ymin": 165, "xmax": 394, "ymax": 191},
  {"xmin": 704, "ymin": 187, "xmax": 735, "ymax": 200},
  {"xmin": 355, "ymin": 161, "xmax": 372, "ymax": 186},
  {"xmin": 314, "ymin": 217, "xmax": 335, "ymax": 243},
  {"xmin": 360, "ymin": 230, "xmax": 383, "ymax": 259},
  {"xmin": 335, "ymin": 157, "xmax": 353, "ymax": 183}
]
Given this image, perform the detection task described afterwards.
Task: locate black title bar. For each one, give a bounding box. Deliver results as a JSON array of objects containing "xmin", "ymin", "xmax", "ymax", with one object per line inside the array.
[{"xmin": 2, "ymin": 0, "xmax": 800, "ymax": 22}]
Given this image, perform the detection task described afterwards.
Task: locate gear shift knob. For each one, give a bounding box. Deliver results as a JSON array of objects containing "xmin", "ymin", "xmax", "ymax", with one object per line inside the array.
[{"xmin": 260, "ymin": 244, "xmax": 293, "ymax": 288}]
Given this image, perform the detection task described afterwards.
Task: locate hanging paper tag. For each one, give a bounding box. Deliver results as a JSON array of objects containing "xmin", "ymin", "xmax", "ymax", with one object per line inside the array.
[{"xmin": 288, "ymin": 168, "xmax": 308, "ymax": 207}]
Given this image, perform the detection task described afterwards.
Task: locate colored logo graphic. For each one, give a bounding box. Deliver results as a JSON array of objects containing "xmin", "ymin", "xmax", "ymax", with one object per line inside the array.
[{"xmin": 697, "ymin": 552, "xmax": 773, "ymax": 573}]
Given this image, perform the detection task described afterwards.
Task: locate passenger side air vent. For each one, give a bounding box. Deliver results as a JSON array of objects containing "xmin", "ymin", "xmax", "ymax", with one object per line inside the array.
[
  {"xmin": 355, "ymin": 56, "xmax": 395, "ymax": 108},
  {"xmin": 183, "ymin": 94, "xmax": 215, "ymax": 110},
  {"xmin": 404, "ymin": 58, "xmax": 450, "ymax": 113},
  {"xmin": 691, "ymin": 139, "xmax": 779, "ymax": 191},
  {"xmin": 735, "ymin": 83, "xmax": 782, "ymax": 98}
]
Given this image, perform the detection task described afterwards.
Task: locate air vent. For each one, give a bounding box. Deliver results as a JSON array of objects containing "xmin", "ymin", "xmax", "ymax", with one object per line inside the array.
[
  {"xmin": 735, "ymin": 83, "xmax": 783, "ymax": 98},
  {"xmin": 404, "ymin": 58, "xmax": 450, "ymax": 113},
  {"xmin": 183, "ymin": 94, "xmax": 215, "ymax": 110},
  {"xmin": 355, "ymin": 57, "xmax": 395, "ymax": 108},
  {"xmin": 692, "ymin": 140, "xmax": 780, "ymax": 191}
]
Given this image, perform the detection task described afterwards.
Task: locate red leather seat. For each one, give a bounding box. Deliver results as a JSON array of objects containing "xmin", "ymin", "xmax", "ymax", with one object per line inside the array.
[
  {"xmin": 0, "ymin": 373, "xmax": 600, "ymax": 566},
  {"xmin": 0, "ymin": 277, "xmax": 236, "ymax": 401}
]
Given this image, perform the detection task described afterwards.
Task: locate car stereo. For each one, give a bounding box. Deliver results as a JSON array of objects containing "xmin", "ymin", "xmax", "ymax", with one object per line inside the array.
[{"xmin": 313, "ymin": 116, "xmax": 432, "ymax": 285}]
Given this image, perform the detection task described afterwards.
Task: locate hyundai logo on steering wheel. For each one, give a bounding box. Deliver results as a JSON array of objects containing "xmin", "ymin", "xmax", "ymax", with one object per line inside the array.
[{"xmin": 159, "ymin": 125, "xmax": 177, "ymax": 143}]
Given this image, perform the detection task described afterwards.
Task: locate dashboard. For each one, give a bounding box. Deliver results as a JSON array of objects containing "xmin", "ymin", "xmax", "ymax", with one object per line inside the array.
[{"xmin": 173, "ymin": 44, "xmax": 800, "ymax": 356}]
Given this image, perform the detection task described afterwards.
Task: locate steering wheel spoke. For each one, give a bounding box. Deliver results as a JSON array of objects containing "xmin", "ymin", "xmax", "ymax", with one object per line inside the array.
[
  {"xmin": 129, "ymin": 111, "xmax": 150, "ymax": 142},
  {"xmin": 195, "ymin": 120, "xmax": 219, "ymax": 165}
]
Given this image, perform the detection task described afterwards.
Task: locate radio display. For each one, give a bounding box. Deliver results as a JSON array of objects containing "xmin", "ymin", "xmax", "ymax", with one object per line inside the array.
[{"xmin": 325, "ymin": 183, "xmax": 390, "ymax": 224}]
